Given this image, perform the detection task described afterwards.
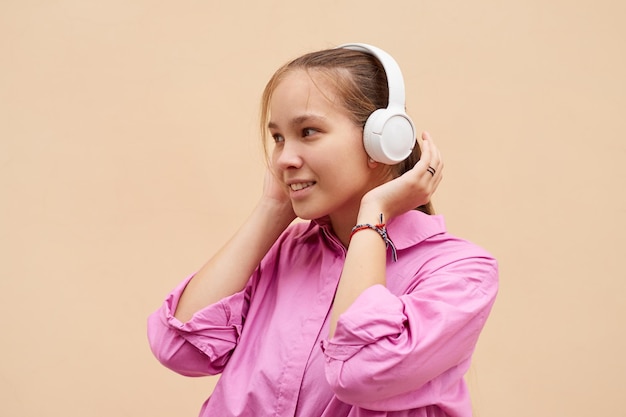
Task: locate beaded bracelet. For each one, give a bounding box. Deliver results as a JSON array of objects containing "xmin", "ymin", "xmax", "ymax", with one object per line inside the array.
[{"xmin": 349, "ymin": 213, "xmax": 398, "ymax": 262}]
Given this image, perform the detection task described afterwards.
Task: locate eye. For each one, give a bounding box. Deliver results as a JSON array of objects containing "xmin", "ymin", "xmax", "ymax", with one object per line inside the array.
[
  {"xmin": 302, "ymin": 128, "xmax": 317, "ymax": 137},
  {"xmin": 272, "ymin": 133, "xmax": 284, "ymax": 143}
]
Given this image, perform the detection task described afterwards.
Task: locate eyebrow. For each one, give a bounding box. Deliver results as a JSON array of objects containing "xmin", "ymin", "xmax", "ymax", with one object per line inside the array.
[{"xmin": 267, "ymin": 114, "xmax": 327, "ymax": 130}]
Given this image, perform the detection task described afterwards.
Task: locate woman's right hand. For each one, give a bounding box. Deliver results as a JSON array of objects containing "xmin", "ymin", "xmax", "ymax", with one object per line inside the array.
[{"xmin": 261, "ymin": 166, "xmax": 297, "ymax": 224}]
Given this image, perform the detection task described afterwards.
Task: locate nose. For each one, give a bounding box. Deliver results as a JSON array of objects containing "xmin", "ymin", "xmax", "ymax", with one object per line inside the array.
[{"xmin": 273, "ymin": 139, "xmax": 303, "ymax": 170}]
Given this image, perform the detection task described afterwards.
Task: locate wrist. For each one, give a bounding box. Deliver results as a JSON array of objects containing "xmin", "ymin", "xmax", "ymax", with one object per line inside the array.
[
  {"xmin": 255, "ymin": 198, "xmax": 296, "ymax": 229},
  {"xmin": 350, "ymin": 212, "xmax": 398, "ymax": 262},
  {"xmin": 357, "ymin": 202, "xmax": 386, "ymax": 225}
]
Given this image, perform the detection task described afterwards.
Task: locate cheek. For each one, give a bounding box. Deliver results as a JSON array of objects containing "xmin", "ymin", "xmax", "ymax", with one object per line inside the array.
[{"xmin": 347, "ymin": 129, "xmax": 368, "ymax": 158}]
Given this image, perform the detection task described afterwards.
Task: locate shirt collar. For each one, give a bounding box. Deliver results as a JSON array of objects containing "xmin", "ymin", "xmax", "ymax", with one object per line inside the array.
[{"xmin": 386, "ymin": 210, "xmax": 447, "ymax": 249}]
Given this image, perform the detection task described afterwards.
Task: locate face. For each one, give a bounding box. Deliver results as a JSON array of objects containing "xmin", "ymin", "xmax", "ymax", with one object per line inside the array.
[{"xmin": 268, "ymin": 69, "xmax": 378, "ymax": 226}]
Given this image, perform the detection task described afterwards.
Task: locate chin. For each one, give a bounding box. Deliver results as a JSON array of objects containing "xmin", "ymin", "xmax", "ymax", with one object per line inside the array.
[
  {"xmin": 293, "ymin": 206, "xmax": 325, "ymax": 222},
  {"xmin": 294, "ymin": 212, "xmax": 315, "ymax": 221}
]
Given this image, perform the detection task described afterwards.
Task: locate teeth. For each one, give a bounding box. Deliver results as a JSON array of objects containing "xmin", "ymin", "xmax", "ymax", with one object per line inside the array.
[{"xmin": 290, "ymin": 182, "xmax": 314, "ymax": 191}]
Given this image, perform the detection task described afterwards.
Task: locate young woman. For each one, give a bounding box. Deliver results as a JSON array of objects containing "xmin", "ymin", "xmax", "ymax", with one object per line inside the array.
[{"xmin": 148, "ymin": 43, "xmax": 498, "ymax": 417}]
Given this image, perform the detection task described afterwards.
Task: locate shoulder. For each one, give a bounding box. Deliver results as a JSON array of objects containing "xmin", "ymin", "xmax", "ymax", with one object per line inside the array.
[{"xmin": 388, "ymin": 212, "xmax": 498, "ymax": 299}]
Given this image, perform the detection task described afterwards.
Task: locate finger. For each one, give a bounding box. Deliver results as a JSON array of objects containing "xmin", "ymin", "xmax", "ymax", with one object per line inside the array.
[
  {"xmin": 419, "ymin": 131, "xmax": 433, "ymax": 164},
  {"xmin": 412, "ymin": 132, "xmax": 432, "ymax": 178},
  {"xmin": 423, "ymin": 132, "xmax": 439, "ymax": 163},
  {"xmin": 420, "ymin": 132, "xmax": 441, "ymax": 178}
]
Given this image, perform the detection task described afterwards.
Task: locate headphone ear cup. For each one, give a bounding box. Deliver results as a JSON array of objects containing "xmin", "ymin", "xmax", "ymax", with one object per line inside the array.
[{"xmin": 363, "ymin": 108, "xmax": 416, "ymax": 165}]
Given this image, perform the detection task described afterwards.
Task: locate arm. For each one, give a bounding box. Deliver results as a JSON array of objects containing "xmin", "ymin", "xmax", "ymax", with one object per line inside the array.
[
  {"xmin": 324, "ymin": 252, "xmax": 498, "ymax": 407},
  {"xmin": 147, "ymin": 277, "xmax": 252, "ymax": 376},
  {"xmin": 174, "ymin": 169, "xmax": 295, "ymax": 322},
  {"xmin": 329, "ymin": 132, "xmax": 442, "ymax": 337},
  {"xmin": 147, "ymin": 168, "xmax": 295, "ymax": 376}
]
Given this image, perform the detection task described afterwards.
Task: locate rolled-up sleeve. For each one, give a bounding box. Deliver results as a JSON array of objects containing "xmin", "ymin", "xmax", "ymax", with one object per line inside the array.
[
  {"xmin": 321, "ymin": 255, "xmax": 498, "ymax": 409},
  {"xmin": 147, "ymin": 274, "xmax": 248, "ymax": 377}
]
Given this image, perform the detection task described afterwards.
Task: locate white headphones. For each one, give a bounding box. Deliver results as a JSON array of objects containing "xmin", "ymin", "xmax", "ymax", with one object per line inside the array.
[{"xmin": 338, "ymin": 43, "xmax": 416, "ymax": 165}]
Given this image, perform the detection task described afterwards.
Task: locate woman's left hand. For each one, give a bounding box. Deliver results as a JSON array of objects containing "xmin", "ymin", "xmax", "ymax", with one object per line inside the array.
[{"xmin": 360, "ymin": 131, "xmax": 443, "ymax": 220}]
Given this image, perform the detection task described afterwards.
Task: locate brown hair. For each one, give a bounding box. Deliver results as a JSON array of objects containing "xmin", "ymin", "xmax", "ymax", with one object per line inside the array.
[{"xmin": 260, "ymin": 47, "xmax": 433, "ymax": 214}]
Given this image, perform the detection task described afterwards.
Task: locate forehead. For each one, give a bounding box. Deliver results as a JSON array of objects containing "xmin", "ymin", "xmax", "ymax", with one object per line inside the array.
[{"xmin": 271, "ymin": 69, "xmax": 340, "ymax": 110}]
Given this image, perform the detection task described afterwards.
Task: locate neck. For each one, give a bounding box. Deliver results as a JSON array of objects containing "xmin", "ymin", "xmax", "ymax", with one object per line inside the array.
[
  {"xmin": 326, "ymin": 205, "xmax": 361, "ymax": 248},
  {"xmin": 329, "ymin": 171, "xmax": 393, "ymax": 247}
]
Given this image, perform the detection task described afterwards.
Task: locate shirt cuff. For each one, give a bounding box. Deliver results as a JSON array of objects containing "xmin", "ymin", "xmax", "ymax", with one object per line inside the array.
[{"xmin": 162, "ymin": 274, "xmax": 245, "ymax": 333}]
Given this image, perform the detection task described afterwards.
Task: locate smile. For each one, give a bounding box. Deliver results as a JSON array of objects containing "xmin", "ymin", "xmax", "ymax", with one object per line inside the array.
[{"xmin": 290, "ymin": 182, "xmax": 315, "ymax": 191}]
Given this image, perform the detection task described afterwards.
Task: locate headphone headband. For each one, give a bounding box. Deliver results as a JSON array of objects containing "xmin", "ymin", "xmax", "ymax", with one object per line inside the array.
[
  {"xmin": 337, "ymin": 43, "xmax": 407, "ymax": 111},
  {"xmin": 336, "ymin": 43, "xmax": 416, "ymax": 165}
]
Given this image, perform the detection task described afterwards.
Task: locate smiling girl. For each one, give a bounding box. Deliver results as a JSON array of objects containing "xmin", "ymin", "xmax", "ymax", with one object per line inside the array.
[{"xmin": 148, "ymin": 44, "xmax": 498, "ymax": 417}]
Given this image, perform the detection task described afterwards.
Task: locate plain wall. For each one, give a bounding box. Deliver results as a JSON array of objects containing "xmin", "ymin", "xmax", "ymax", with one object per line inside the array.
[{"xmin": 1, "ymin": 1, "xmax": 624, "ymax": 416}]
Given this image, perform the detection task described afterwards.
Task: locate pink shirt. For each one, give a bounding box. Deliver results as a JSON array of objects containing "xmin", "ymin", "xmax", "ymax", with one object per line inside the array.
[{"xmin": 147, "ymin": 210, "xmax": 498, "ymax": 417}]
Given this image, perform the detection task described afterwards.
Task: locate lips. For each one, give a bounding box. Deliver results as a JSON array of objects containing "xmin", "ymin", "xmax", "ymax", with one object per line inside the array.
[{"xmin": 289, "ymin": 181, "xmax": 315, "ymax": 191}]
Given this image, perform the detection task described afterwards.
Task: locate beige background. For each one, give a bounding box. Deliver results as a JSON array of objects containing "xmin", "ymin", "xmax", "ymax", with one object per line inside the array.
[{"xmin": 1, "ymin": 1, "xmax": 624, "ymax": 416}]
